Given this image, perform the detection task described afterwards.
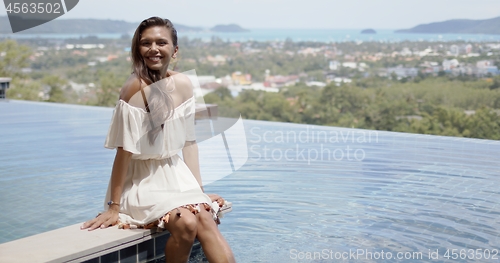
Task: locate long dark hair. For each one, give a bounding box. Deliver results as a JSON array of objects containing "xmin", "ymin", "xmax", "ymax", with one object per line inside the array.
[
  {"xmin": 131, "ymin": 17, "xmax": 178, "ymax": 84},
  {"xmin": 131, "ymin": 17, "xmax": 179, "ymax": 145}
]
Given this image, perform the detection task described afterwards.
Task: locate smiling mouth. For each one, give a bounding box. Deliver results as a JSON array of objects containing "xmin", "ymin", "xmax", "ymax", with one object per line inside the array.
[{"xmin": 148, "ymin": 56, "xmax": 162, "ymax": 62}]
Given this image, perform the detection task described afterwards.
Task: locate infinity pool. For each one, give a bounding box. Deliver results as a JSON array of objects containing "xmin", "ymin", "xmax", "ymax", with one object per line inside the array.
[{"xmin": 1, "ymin": 100, "xmax": 499, "ymax": 262}]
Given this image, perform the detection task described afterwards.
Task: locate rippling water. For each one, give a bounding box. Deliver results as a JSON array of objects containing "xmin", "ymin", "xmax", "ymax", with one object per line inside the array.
[
  {"xmin": 211, "ymin": 121, "xmax": 500, "ymax": 262},
  {"xmin": 1, "ymin": 100, "xmax": 499, "ymax": 263}
]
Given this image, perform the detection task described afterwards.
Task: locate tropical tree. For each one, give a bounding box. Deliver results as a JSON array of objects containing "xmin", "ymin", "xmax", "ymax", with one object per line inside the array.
[
  {"xmin": 95, "ymin": 72, "xmax": 121, "ymax": 107},
  {"xmin": 43, "ymin": 75, "xmax": 67, "ymax": 103},
  {"xmin": 0, "ymin": 40, "xmax": 32, "ymax": 78}
]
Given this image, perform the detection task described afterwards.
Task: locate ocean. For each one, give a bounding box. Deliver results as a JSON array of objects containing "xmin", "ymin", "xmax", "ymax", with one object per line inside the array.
[{"xmin": 2, "ymin": 28, "xmax": 500, "ymax": 43}]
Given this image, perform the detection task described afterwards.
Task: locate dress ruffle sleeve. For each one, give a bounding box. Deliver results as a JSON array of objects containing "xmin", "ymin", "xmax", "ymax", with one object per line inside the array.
[
  {"xmin": 104, "ymin": 100, "xmax": 143, "ymax": 154},
  {"xmin": 184, "ymin": 96, "xmax": 196, "ymax": 141}
]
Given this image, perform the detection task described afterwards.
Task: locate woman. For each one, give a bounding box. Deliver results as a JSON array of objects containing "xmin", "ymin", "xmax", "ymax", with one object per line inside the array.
[{"xmin": 81, "ymin": 17, "xmax": 235, "ymax": 263}]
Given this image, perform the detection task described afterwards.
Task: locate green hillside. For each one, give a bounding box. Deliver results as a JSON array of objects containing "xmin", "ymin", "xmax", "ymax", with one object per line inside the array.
[
  {"xmin": 210, "ymin": 24, "xmax": 250, "ymax": 32},
  {"xmin": 0, "ymin": 16, "xmax": 202, "ymax": 34},
  {"xmin": 396, "ymin": 16, "xmax": 500, "ymax": 35}
]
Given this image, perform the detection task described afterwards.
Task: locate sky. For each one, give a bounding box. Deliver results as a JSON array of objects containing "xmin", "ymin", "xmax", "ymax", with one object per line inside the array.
[{"xmin": 1, "ymin": 0, "xmax": 500, "ymax": 29}]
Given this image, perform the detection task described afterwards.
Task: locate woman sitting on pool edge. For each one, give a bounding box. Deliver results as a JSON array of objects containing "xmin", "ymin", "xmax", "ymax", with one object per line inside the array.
[{"xmin": 80, "ymin": 17, "xmax": 235, "ymax": 263}]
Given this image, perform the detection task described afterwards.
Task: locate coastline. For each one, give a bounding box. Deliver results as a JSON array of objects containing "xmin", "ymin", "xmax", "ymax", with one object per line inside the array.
[{"xmin": 2, "ymin": 29, "xmax": 500, "ymax": 42}]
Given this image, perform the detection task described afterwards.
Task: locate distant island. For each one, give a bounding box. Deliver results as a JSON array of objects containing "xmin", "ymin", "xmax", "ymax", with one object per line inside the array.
[
  {"xmin": 396, "ymin": 16, "xmax": 500, "ymax": 35},
  {"xmin": 210, "ymin": 24, "xmax": 250, "ymax": 33},
  {"xmin": 361, "ymin": 29, "xmax": 376, "ymax": 34},
  {"xmin": 0, "ymin": 16, "xmax": 203, "ymax": 34}
]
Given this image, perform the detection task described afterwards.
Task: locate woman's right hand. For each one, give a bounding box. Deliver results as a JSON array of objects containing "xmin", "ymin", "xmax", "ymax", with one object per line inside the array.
[
  {"xmin": 80, "ymin": 208, "xmax": 119, "ymax": 231},
  {"xmin": 207, "ymin": 193, "xmax": 225, "ymax": 207}
]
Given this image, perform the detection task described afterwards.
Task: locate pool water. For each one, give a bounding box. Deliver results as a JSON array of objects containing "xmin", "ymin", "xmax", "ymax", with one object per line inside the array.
[{"xmin": 1, "ymin": 100, "xmax": 499, "ymax": 263}]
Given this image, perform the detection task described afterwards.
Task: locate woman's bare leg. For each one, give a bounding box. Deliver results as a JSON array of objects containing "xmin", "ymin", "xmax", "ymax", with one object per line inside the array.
[
  {"xmin": 195, "ymin": 209, "xmax": 235, "ymax": 263},
  {"xmin": 164, "ymin": 208, "xmax": 198, "ymax": 263}
]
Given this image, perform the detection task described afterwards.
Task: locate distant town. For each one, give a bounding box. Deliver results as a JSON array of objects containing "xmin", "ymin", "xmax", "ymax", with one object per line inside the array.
[
  {"xmin": 1, "ymin": 33, "xmax": 499, "ymax": 139},
  {"xmin": 4, "ymin": 36, "xmax": 499, "ymax": 101}
]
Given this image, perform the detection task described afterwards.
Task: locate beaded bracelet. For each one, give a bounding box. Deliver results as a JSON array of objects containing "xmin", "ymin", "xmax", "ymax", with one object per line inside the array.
[{"xmin": 107, "ymin": 201, "xmax": 120, "ymax": 206}]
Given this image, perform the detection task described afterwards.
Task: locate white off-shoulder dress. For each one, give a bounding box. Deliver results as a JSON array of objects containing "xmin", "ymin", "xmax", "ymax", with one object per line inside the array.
[{"xmin": 103, "ymin": 95, "xmax": 215, "ymax": 229}]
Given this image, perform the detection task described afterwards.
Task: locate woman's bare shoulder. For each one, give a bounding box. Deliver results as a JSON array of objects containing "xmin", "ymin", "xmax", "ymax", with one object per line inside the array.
[
  {"xmin": 119, "ymin": 74, "xmax": 147, "ymax": 103},
  {"xmin": 170, "ymin": 71, "xmax": 194, "ymax": 99}
]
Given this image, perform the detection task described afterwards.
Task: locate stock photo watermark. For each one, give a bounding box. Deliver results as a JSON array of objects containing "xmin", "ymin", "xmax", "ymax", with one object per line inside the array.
[
  {"xmin": 289, "ymin": 248, "xmax": 499, "ymax": 261},
  {"xmin": 249, "ymin": 126, "xmax": 379, "ymax": 164},
  {"xmin": 3, "ymin": 0, "xmax": 79, "ymax": 33}
]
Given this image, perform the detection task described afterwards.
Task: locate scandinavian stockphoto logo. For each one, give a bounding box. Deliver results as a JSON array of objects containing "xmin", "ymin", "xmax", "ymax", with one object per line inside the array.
[
  {"xmin": 186, "ymin": 70, "xmax": 249, "ymax": 185},
  {"xmin": 3, "ymin": 0, "xmax": 79, "ymax": 33},
  {"xmin": 138, "ymin": 69, "xmax": 249, "ymax": 186}
]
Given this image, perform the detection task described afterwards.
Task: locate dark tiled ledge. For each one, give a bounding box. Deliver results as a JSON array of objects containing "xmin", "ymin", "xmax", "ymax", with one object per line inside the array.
[
  {"xmin": 0, "ymin": 223, "xmax": 173, "ymax": 263},
  {"xmin": 0, "ymin": 203, "xmax": 231, "ymax": 262}
]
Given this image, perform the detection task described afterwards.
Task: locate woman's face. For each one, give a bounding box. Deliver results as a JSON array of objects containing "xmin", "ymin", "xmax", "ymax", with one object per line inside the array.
[{"xmin": 139, "ymin": 26, "xmax": 178, "ymax": 72}]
